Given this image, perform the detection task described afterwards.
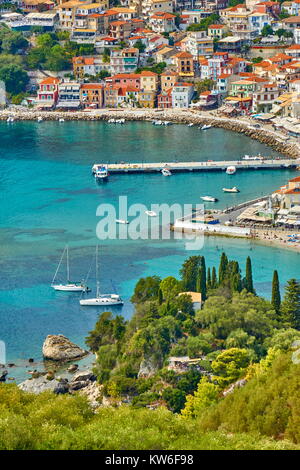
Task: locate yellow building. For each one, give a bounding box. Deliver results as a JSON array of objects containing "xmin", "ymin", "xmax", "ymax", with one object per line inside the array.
[
  {"xmin": 138, "ymin": 91, "xmax": 156, "ymax": 108},
  {"xmin": 140, "ymin": 70, "xmax": 158, "ymax": 92},
  {"xmin": 174, "ymin": 51, "xmax": 194, "ymax": 78},
  {"xmin": 160, "ymin": 71, "xmax": 178, "ymax": 92},
  {"xmin": 57, "ymin": 0, "xmax": 82, "ymax": 30}
]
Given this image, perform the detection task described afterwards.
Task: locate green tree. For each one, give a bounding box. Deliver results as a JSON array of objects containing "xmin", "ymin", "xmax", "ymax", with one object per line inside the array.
[
  {"xmin": 218, "ymin": 252, "xmax": 228, "ymax": 285},
  {"xmin": 0, "ymin": 64, "xmax": 29, "ymax": 94},
  {"xmin": 131, "ymin": 276, "xmax": 161, "ymax": 303},
  {"xmin": 180, "ymin": 256, "xmax": 202, "ymax": 292},
  {"xmin": 261, "ymin": 24, "xmax": 273, "ymax": 37},
  {"xmin": 244, "ymin": 256, "xmax": 254, "ymax": 293},
  {"xmin": 211, "ymin": 347, "xmax": 250, "ymax": 387},
  {"xmin": 281, "ymin": 279, "xmax": 300, "ymax": 329},
  {"xmin": 211, "ymin": 266, "xmax": 217, "ymax": 289},
  {"xmin": 162, "ymin": 387, "xmax": 186, "ymax": 413},
  {"xmin": 271, "ymin": 270, "xmax": 281, "ymax": 315},
  {"xmin": 182, "ymin": 377, "xmax": 219, "ymax": 418},
  {"xmin": 207, "ymin": 267, "xmax": 211, "ymax": 289},
  {"xmin": 159, "ymin": 276, "xmax": 182, "ymax": 302},
  {"xmin": 134, "ymin": 40, "xmax": 146, "ymax": 53},
  {"xmin": 0, "ymin": 30, "xmax": 28, "ymax": 54}
]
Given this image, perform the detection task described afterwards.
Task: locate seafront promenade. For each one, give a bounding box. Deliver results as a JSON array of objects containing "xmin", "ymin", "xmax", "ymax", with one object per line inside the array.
[{"xmin": 1, "ymin": 108, "xmax": 300, "ymax": 160}]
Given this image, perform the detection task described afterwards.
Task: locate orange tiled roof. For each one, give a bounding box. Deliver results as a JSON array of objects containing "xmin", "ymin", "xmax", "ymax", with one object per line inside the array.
[
  {"xmin": 175, "ymin": 51, "xmax": 193, "ymax": 58},
  {"xmin": 40, "ymin": 77, "xmax": 59, "ymax": 85},
  {"xmin": 81, "ymin": 83, "xmax": 103, "ymax": 89}
]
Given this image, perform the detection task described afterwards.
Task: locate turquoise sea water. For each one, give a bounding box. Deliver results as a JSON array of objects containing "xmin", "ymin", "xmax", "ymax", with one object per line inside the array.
[{"xmin": 0, "ymin": 121, "xmax": 299, "ymax": 380}]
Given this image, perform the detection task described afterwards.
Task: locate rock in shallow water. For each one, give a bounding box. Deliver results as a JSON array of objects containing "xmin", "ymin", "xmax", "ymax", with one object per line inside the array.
[
  {"xmin": 19, "ymin": 376, "xmax": 68, "ymax": 394},
  {"xmin": 42, "ymin": 335, "xmax": 88, "ymax": 362}
]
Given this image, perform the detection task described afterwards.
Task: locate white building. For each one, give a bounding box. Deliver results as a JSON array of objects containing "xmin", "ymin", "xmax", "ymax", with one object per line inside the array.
[
  {"xmin": 57, "ymin": 82, "xmax": 81, "ymax": 108},
  {"xmin": 171, "ymin": 82, "xmax": 194, "ymax": 108}
]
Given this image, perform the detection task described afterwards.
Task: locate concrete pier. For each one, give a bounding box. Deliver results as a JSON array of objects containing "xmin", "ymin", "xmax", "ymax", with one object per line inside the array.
[{"xmin": 94, "ymin": 159, "xmax": 299, "ymax": 174}]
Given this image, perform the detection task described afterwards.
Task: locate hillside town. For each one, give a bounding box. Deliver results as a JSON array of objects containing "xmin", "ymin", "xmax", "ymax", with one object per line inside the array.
[{"xmin": 0, "ymin": 0, "xmax": 299, "ymax": 128}]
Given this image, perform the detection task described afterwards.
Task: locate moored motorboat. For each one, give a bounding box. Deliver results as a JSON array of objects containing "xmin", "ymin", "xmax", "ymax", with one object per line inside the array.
[
  {"xmin": 223, "ymin": 187, "xmax": 240, "ymax": 193},
  {"xmin": 226, "ymin": 165, "xmax": 236, "ymax": 175},
  {"xmin": 201, "ymin": 125, "xmax": 212, "ymax": 130},
  {"xmin": 161, "ymin": 168, "xmax": 172, "ymax": 176},
  {"xmin": 145, "ymin": 210, "xmax": 157, "ymax": 217},
  {"xmin": 116, "ymin": 219, "xmax": 129, "ymax": 224},
  {"xmin": 94, "ymin": 164, "xmax": 108, "ymax": 180},
  {"xmin": 201, "ymin": 196, "xmax": 218, "ymax": 202}
]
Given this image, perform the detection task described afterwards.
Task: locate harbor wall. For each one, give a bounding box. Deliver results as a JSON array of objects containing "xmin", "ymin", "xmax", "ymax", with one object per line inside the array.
[{"xmin": 173, "ymin": 219, "xmax": 251, "ymax": 237}]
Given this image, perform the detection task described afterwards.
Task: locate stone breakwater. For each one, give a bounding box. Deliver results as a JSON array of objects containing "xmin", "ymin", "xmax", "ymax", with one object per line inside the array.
[{"xmin": 1, "ymin": 108, "xmax": 299, "ymax": 159}]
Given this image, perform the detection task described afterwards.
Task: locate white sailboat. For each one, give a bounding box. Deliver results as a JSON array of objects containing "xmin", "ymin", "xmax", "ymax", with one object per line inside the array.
[
  {"xmin": 51, "ymin": 245, "xmax": 89, "ymax": 292},
  {"xmin": 80, "ymin": 246, "xmax": 123, "ymax": 306}
]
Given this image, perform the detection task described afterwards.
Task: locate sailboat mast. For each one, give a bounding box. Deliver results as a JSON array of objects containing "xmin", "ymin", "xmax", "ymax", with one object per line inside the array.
[
  {"xmin": 66, "ymin": 245, "xmax": 70, "ymax": 282},
  {"xmin": 51, "ymin": 245, "xmax": 67, "ymax": 285}
]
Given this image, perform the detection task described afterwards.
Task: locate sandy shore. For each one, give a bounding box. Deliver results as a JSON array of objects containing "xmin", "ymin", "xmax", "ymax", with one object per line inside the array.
[
  {"xmin": 1, "ymin": 107, "xmax": 300, "ymax": 159},
  {"xmin": 251, "ymin": 228, "xmax": 300, "ymax": 253}
]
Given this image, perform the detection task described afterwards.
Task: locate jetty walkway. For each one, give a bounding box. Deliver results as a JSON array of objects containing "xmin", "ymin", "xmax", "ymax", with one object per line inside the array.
[{"xmin": 98, "ymin": 158, "xmax": 299, "ymax": 174}]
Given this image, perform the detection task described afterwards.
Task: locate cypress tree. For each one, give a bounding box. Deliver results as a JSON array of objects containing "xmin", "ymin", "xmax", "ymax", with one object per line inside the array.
[
  {"xmin": 281, "ymin": 279, "xmax": 300, "ymax": 329},
  {"xmin": 245, "ymin": 256, "xmax": 254, "ymax": 293},
  {"xmin": 271, "ymin": 270, "xmax": 281, "ymax": 314},
  {"xmin": 180, "ymin": 256, "xmax": 202, "ymax": 292},
  {"xmin": 158, "ymin": 288, "xmax": 163, "ymax": 305},
  {"xmin": 218, "ymin": 252, "xmax": 228, "ymax": 285},
  {"xmin": 211, "ymin": 267, "xmax": 217, "ymax": 289},
  {"xmin": 207, "ymin": 267, "xmax": 211, "ymax": 289},
  {"xmin": 200, "ymin": 256, "xmax": 206, "ymax": 300}
]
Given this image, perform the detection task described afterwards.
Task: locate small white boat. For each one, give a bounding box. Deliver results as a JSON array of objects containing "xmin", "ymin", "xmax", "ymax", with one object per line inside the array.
[
  {"xmin": 6, "ymin": 116, "xmax": 14, "ymax": 123},
  {"xmin": 201, "ymin": 125, "xmax": 212, "ymax": 130},
  {"xmin": 51, "ymin": 245, "xmax": 89, "ymax": 292},
  {"xmin": 187, "ymin": 123, "xmax": 194, "ymax": 127},
  {"xmin": 94, "ymin": 164, "xmax": 108, "ymax": 180},
  {"xmin": 161, "ymin": 168, "xmax": 172, "ymax": 176},
  {"xmin": 79, "ymin": 246, "xmax": 123, "ymax": 306},
  {"xmin": 116, "ymin": 219, "xmax": 129, "ymax": 224},
  {"xmin": 226, "ymin": 166, "xmax": 236, "ymax": 175},
  {"xmin": 223, "ymin": 187, "xmax": 240, "ymax": 193},
  {"xmin": 37, "ymin": 116, "xmax": 43, "ymax": 122},
  {"xmin": 145, "ymin": 210, "xmax": 157, "ymax": 217},
  {"xmin": 201, "ymin": 196, "xmax": 218, "ymax": 202},
  {"xmin": 108, "ymin": 119, "xmax": 115, "ymax": 123},
  {"xmin": 153, "ymin": 120, "xmax": 162, "ymax": 126},
  {"xmin": 242, "ymin": 154, "xmax": 263, "ymax": 161},
  {"xmin": 59, "ymin": 118, "xmax": 65, "ymax": 122}
]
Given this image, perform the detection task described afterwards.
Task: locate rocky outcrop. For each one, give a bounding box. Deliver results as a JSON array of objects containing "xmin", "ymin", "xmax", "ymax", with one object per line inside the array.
[
  {"xmin": 19, "ymin": 375, "xmax": 66, "ymax": 394},
  {"xmin": 222, "ymin": 378, "xmax": 247, "ymax": 397},
  {"xmin": 42, "ymin": 335, "xmax": 88, "ymax": 362},
  {"xmin": 18, "ymin": 368, "xmax": 101, "ymax": 407},
  {"xmin": 78, "ymin": 382, "xmax": 102, "ymax": 409},
  {"xmin": 138, "ymin": 357, "xmax": 158, "ymax": 378},
  {"xmin": 0, "ymin": 370, "xmax": 8, "ymax": 382}
]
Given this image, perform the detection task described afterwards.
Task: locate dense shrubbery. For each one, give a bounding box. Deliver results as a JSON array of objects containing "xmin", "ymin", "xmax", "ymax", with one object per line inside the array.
[{"xmin": 0, "ymin": 380, "xmax": 299, "ymax": 450}]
